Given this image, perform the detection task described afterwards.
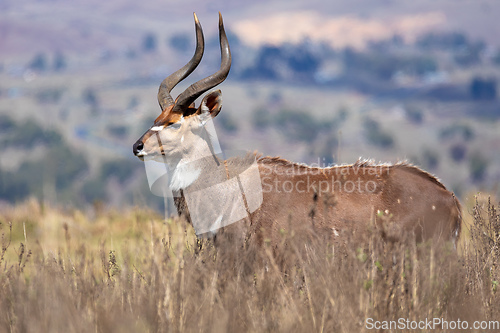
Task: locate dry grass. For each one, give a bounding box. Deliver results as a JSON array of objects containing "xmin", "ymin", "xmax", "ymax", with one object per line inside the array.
[{"xmin": 0, "ymin": 198, "xmax": 499, "ymax": 333}]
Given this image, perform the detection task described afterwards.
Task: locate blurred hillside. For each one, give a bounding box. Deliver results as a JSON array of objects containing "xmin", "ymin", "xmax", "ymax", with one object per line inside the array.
[{"xmin": 0, "ymin": 0, "xmax": 499, "ymax": 210}]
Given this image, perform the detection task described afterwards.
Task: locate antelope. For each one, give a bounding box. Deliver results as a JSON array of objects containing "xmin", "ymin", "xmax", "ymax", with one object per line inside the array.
[{"xmin": 132, "ymin": 13, "xmax": 462, "ymax": 247}]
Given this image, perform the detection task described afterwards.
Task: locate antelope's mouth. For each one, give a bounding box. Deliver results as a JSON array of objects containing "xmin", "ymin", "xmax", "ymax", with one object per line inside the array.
[
  {"xmin": 134, "ymin": 148, "xmax": 148, "ymax": 161},
  {"xmin": 135, "ymin": 153, "xmax": 157, "ymax": 162},
  {"xmin": 133, "ymin": 148, "xmax": 167, "ymax": 162},
  {"xmin": 133, "ymin": 140, "xmax": 162, "ymax": 161}
]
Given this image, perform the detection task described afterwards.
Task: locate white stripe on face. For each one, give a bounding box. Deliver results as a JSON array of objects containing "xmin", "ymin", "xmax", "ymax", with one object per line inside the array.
[{"xmin": 150, "ymin": 125, "xmax": 165, "ymax": 132}]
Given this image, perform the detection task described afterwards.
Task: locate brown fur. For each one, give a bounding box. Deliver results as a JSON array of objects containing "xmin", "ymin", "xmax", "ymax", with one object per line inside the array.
[{"xmin": 174, "ymin": 156, "xmax": 462, "ymax": 247}]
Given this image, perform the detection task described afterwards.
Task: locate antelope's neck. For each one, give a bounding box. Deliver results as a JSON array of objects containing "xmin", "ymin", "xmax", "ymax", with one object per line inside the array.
[{"xmin": 167, "ymin": 142, "xmax": 222, "ymax": 192}]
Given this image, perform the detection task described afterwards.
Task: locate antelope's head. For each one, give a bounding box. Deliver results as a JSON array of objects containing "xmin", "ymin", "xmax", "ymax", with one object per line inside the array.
[{"xmin": 133, "ymin": 13, "xmax": 231, "ymax": 163}]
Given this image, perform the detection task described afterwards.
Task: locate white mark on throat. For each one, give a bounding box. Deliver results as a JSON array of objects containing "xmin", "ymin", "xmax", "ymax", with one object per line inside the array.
[{"xmin": 169, "ymin": 164, "xmax": 201, "ymax": 191}]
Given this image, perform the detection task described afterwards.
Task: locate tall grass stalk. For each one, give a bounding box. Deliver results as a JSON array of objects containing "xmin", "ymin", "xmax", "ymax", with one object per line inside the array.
[{"xmin": 0, "ymin": 198, "xmax": 499, "ymax": 332}]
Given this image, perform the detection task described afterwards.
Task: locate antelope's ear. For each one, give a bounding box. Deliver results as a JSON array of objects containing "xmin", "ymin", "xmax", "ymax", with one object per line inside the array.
[{"xmin": 197, "ymin": 90, "xmax": 222, "ymax": 118}]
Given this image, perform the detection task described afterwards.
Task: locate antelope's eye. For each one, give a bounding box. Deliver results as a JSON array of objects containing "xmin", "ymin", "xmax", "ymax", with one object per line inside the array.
[{"xmin": 168, "ymin": 122, "xmax": 181, "ymax": 130}]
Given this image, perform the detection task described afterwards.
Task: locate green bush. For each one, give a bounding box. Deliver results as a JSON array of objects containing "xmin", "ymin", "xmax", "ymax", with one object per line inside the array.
[
  {"xmin": 142, "ymin": 33, "xmax": 157, "ymax": 53},
  {"xmin": 100, "ymin": 160, "xmax": 139, "ymax": 185},
  {"xmin": 28, "ymin": 53, "xmax": 48, "ymax": 72},
  {"xmin": 80, "ymin": 159, "xmax": 141, "ymax": 203},
  {"xmin": 422, "ymin": 149, "xmax": 439, "ymax": 170},
  {"xmin": 169, "ymin": 33, "xmax": 191, "ymax": 53},
  {"xmin": 449, "ymin": 143, "xmax": 467, "ymax": 162},
  {"xmin": 53, "ymin": 52, "xmax": 67, "ymax": 72},
  {"xmin": 252, "ymin": 107, "xmax": 347, "ymax": 145},
  {"xmin": 0, "ymin": 119, "xmax": 62, "ymax": 148},
  {"xmin": 343, "ymin": 49, "xmax": 437, "ymax": 81},
  {"xmin": 35, "ymin": 88, "xmax": 64, "ymax": 104},
  {"xmin": 470, "ymin": 77, "xmax": 497, "ymax": 100},
  {"xmin": 218, "ymin": 113, "xmax": 238, "ymax": 133},
  {"xmin": 0, "ymin": 115, "xmax": 15, "ymax": 132},
  {"xmin": 0, "ymin": 142, "xmax": 88, "ymax": 203},
  {"xmin": 82, "ymin": 177, "xmax": 107, "ymax": 203},
  {"xmin": 310, "ymin": 134, "xmax": 338, "ymax": 166},
  {"xmin": 252, "ymin": 108, "xmax": 272, "ymax": 130},
  {"xmin": 439, "ymin": 124, "xmax": 475, "ymax": 142},
  {"xmin": 107, "ymin": 125, "xmax": 129, "ymax": 139},
  {"xmin": 363, "ymin": 117, "xmax": 394, "ymax": 149},
  {"xmin": 470, "ymin": 152, "xmax": 488, "ymax": 183},
  {"xmin": 405, "ymin": 106, "xmax": 424, "ymax": 125},
  {"xmin": 82, "ymin": 88, "xmax": 99, "ymax": 108},
  {"xmin": 274, "ymin": 109, "xmax": 320, "ymax": 142},
  {"xmin": 0, "ymin": 168, "xmax": 30, "ymax": 202}
]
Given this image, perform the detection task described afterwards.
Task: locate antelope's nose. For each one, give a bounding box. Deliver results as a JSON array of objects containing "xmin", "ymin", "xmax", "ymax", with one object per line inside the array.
[{"xmin": 133, "ymin": 141, "xmax": 144, "ymax": 156}]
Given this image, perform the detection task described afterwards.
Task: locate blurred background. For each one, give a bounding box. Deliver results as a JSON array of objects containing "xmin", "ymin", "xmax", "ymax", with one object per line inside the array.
[{"xmin": 0, "ymin": 0, "xmax": 499, "ymax": 212}]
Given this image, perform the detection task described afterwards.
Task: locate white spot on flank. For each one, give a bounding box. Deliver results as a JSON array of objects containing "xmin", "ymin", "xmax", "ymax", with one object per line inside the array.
[
  {"xmin": 151, "ymin": 125, "xmax": 164, "ymax": 132},
  {"xmin": 385, "ymin": 209, "xmax": 389, "ymax": 214},
  {"xmin": 397, "ymin": 199, "xmax": 401, "ymax": 204},
  {"xmin": 332, "ymin": 228, "xmax": 340, "ymax": 237},
  {"xmin": 432, "ymin": 205, "xmax": 436, "ymax": 211}
]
